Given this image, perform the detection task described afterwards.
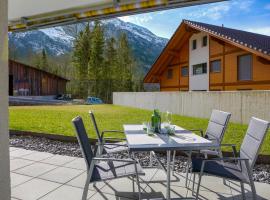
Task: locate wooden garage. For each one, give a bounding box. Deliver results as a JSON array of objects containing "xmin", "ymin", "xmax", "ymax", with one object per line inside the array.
[{"xmin": 9, "ymin": 60, "xmax": 69, "ymax": 96}]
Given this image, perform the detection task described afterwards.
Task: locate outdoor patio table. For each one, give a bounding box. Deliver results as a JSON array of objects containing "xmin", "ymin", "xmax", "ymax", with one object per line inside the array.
[{"xmin": 123, "ymin": 124, "xmax": 219, "ymax": 200}]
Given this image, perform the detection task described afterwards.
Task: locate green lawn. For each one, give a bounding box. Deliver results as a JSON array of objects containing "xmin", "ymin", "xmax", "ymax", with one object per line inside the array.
[{"xmin": 9, "ymin": 104, "xmax": 270, "ymax": 155}]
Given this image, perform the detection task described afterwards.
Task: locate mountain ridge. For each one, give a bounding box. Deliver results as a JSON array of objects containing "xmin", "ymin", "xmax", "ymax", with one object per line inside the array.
[{"xmin": 8, "ymin": 18, "xmax": 168, "ymax": 74}]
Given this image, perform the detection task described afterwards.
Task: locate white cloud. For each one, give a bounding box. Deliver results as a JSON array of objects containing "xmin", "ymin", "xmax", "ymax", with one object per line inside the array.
[
  {"xmin": 119, "ymin": 14, "xmax": 153, "ymax": 25},
  {"xmin": 232, "ymin": 0, "xmax": 254, "ymax": 11},
  {"xmin": 186, "ymin": 3, "xmax": 230, "ymax": 20},
  {"xmin": 246, "ymin": 27, "xmax": 270, "ymax": 36},
  {"xmin": 180, "ymin": 0, "xmax": 254, "ymax": 21}
]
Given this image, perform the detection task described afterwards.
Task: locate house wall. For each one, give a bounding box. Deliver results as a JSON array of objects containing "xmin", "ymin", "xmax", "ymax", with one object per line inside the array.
[
  {"xmin": 0, "ymin": 0, "xmax": 11, "ymax": 198},
  {"xmin": 9, "ymin": 60, "xmax": 68, "ymax": 96},
  {"xmin": 209, "ymin": 37, "xmax": 270, "ymax": 90},
  {"xmin": 159, "ymin": 39, "xmax": 189, "ymax": 91},
  {"xmin": 189, "ymin": 32, "xmax": 209, "ymax": 91}
]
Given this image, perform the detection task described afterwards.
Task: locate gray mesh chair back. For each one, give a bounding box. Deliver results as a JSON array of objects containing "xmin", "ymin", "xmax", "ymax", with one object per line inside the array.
[
  {"xmin": 240, "ymin": 117, "xmax": 270, "ymax": 168},
  {"xmin": 205, "ymin": 110, "xmax": 231, "ymax": 144},
  {"xmin": 72, "ymin": 116, "xmax": 93, "ymax": 170},
  {"xmin": 89, "ymin": 111, "xmax": 102, "ymax": 143}
]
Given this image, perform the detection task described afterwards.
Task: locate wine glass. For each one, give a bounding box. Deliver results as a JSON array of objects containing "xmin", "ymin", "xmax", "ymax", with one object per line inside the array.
[{"xmin": 166, "ymin": 111, "xmax": 172, "ymax": 125}]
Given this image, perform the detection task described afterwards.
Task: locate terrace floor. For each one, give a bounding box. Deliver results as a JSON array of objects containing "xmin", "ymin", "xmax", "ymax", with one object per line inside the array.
[{"xmin": 10, "ymin": 147, "xmax": 270, "ymax": 200}]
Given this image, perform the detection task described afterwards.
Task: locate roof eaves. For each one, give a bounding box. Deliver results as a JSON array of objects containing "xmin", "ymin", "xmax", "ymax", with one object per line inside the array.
[{"xmin": 184, "ymin": 20, "xmax": 270, "ymax": 58}]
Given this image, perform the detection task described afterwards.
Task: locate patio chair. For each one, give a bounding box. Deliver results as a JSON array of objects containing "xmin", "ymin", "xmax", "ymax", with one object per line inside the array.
[
  {"xmin": 72, "ymin": 116, "xmax": 144, "ymax": 200},
  {"xmin": 192, "ymin": 117, "xmax": 270, "ymax": 200},
  {"xmin": 171, "ymin": 109, "xmax": 231, "ymax": 186},
  {"xmin": 89, "ymin": 111, "xmax": 128, "ymax": 157}
]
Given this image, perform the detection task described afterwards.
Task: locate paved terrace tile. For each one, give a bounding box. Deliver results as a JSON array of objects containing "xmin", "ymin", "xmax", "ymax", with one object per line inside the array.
[{"xmin": 10, "ymin": 147, "xmax": 270, "ymax": 200}]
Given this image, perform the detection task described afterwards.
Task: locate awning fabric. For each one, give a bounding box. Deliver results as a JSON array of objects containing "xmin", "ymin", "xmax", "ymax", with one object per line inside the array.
[{"xmin": 8, "ymin": 0, "xmax": 224, "ymax": 32}]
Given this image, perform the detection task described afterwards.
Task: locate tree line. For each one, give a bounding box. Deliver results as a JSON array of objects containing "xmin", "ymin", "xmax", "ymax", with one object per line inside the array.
[
  {"xmin": 9, "ymin": 20, "xmax": 144, "ymax": 102},
  {"xmin": 72, "ymin": 21, "xmax": 140, "ymax": 103}
]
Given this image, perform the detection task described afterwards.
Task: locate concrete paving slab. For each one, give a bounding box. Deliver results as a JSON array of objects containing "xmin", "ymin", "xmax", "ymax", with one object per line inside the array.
[
  {"xmin": 14, "ymin": 162, "xmax": 57, "ymax": 177},
  {"xmin": 186, "ymin": 189, "xmax": 234, "ymax": 200},
  {"xmin": 39, "ymin": 185, "xmax": 95, "ymax": 200},
  {"xmin": 66, "ymin": 171, "xmax": 106, "ymax": 190},
  {"xmin": 101, "ymin": 177, "xmax": 148, "ymax": 199},
  {"xmin": 89, "ymin": 191, "xmax": 134, "ymax": 200},
  {"xmin": 64, "ymin": 158, "xmax": 86, "ymax": 170},
  {"xmin": 22, "ymin": 151, "xmax": 54, "ymax": 161},
  {"xmin": 41, "ymin": 154, "xmax": 77, "ymax": 166},
  {"xmin": 10, "ymin": 172, "xmax": 32, "ymax": 188},
  {"xmin": 10, "ymin": 147, "xmax": 20, "ymax": 152},
  {"xmin": 9, "ymin": 148, "xmax": 270, "ymax": 200},
  {"xmin": 229, "ymin": 180, "xmax": 270, "ymax": 200},
  {"xmin": 10, "ymin": 149, "xmax": 35, "ymax": 157},
  {"xmin": 39, "ymin": 166, "xmax": 84, "ymax": 184},
  {"xmin": 10, "ymin": 158, "xmax": 34, "ymax": 171},
  {"xmin": 12, "ymin": 178, "xmax": 61, "ymax": 200}
]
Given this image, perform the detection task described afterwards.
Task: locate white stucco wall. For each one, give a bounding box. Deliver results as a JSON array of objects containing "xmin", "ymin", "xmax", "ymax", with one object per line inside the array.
[
  {"xmin": 189, "ymin": 32, "xmax": 209, "ymax": 91},
  {"xmin": 0, "ymin": 0, "xmax": 11, "ymax": 198}
]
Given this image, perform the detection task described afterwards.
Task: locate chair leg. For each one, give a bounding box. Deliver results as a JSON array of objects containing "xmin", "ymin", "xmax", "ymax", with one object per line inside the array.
[
  {"xmin": 240, "ymin": 182, "xmax": 246, "ymax": 200},
  {"xmin": 192, "ymin": 173, "xmax": 196, "ymax": 195},
  {"xmin": 82, "ymin": 170, "xmax": 91, "ymax": 200},
  {"xmin": 250, "ymin": 178, "xmax": 257, "ymax": 200},
  {"xmin": 218, "ymin": 150, "xmax": 227, "ymax": 185},
  {"xmin": 185, "ymin": 151, "xmax": 191, "ymax": 187},
  {"xmin": 132, "ymin": 175, "xmax": 135, "ymax": 193},
  {"xmin": 195, "ymin": 171, "xmax": 204, "ymax": 200},
  {"xmin": 149, "ymin": 151, "xmax": 153, "ymax": 167},
  {"xmin": 172, "ymin": 150, "xmax": 176, "ymax": 175},
  {"xmin": 135, "ymin": 173, "xmax": 142, "ymax": 200}
]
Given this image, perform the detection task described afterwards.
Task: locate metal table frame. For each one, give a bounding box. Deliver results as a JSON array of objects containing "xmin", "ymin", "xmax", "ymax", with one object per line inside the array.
[{"xmin": 123, "ymin": 124, "xmax": 219, "ymax": 200}]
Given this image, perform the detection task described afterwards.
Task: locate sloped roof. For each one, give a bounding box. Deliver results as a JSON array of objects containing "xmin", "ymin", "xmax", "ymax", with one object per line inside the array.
[
  {"xmin": 144, "ymin": 19, "xmax": 270, "ymax": 83},
  {"xmin": 9, "ymin": 60, "xmax": 70, "ymax": 81},
  {"xmin": 184, "ymin": 20, "xmax": 270, "ymax": 56}
]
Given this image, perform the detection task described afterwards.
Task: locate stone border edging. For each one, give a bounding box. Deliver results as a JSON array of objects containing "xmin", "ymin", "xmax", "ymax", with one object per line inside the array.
[{"xmin": 9, "ymin": 130, "xmax": 270, "ymax": 164}]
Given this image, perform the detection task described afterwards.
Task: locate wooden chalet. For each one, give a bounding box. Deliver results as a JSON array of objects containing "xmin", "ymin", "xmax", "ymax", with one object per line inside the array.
[{"xmin": 144, "ymin": 20, "xmax": 270, "ymax": 91}]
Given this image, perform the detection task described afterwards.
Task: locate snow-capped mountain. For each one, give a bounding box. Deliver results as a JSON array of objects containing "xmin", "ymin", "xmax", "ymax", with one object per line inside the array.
[{"xmin": 9, "ymin": 18, "xmax": 168, "ymax": 73}]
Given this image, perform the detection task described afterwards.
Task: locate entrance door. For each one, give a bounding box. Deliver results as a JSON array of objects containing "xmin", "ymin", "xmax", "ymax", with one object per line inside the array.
[{"xmin": 9, "ymin": 75, "xmax": 13, "ymax": 96}]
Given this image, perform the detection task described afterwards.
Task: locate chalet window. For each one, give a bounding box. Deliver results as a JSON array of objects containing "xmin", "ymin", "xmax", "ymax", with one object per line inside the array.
[
  {"xmin": 210, "ymin": 60, "xmax": 221, "ymax": 73},
  {"xmin": 238, "ymin": 54, "xmax": 252, "ymax": 81},
  {"xmin": 192, "ymin": 39, "xmax": 197, "ymax": 50},
  {"xmin": 202, "ymin": 36, "xmax": 207, "ymax": 47},
  {"xmin": 167, "ymin": 69, "xmax": 173, "ymax": 79},
  {"xmin": 193, "ymin": 63, "xmax": 207, "ymax": 75},
  {"xmin": 181, "ymin": 66, "xmax": 188, "ymax": 77}
]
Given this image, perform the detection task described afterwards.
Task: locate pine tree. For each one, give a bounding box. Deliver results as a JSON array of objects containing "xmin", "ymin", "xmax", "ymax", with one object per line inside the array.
[
  {"xmin": 40, "ymin": 49, "xmax": 49, "ymax": 71},
  {"xmin": 88, "ymin": 21, "xmax": 105, "ymax": 98},
  {"xmin": 72, "ymin": 24, "xmax": 92, "ymax": 98},
  {"xmin": 104, "ymin": 37, "xmax": 117, "ymax": 102},
  {"xmin": 116, "ymin": 33, "xmax": 133, "ymax": 91}
]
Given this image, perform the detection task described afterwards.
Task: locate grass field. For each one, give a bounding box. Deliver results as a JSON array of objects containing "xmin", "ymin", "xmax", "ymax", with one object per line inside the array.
[{"xmin": 9, "ymin": 104, "xmax": 270, "ymax": 155}]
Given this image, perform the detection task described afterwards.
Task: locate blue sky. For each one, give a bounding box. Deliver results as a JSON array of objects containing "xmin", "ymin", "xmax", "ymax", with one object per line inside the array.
[{"xmin": 119, "ymin": 0, "xmax": 270, "ymax": 39}]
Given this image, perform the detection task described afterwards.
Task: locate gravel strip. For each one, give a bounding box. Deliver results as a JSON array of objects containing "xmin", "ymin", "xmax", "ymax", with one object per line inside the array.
[{"xmin": 10, "ymin": 135, "xmax": 270, "ymax": 184}]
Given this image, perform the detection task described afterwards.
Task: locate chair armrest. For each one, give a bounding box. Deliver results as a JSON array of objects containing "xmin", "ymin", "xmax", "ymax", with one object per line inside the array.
[
  {"xmin": 103, "ymin": 137, "xmax": 126, "ymax": 141},
  {"xmin": 198, "ymin": 157, "xmax": 250, "ymax": 176},
  {"xmin": 103, "ymin": 142, "xmax": 127, "ymax": 146},
  {"xmin": 102, "ymin": 130, "xmax": 124, "ymax": 134},
  {"xmin": 92, "ymin": 157, "xmax": 136, "ymax": 163},
  {"xmin": 201, "ymin": 157, "xmax": 248, "ymax": 162},
  {"xmin": 188, "ymin": 129, "xmax": 204, "ymax": 137},
  {"xmin": 220, "ymin": 143, "xmax": 238, "ymax": 157}
]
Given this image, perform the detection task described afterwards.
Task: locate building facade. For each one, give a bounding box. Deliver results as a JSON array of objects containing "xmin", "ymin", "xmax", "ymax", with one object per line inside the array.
[
  {"xmin": 9, "ymin": 60, "xmax": 69, "ymax": 96},
  {"xmin": 144, "ymin": 20, "xmax": 270, "ymax": 91}
]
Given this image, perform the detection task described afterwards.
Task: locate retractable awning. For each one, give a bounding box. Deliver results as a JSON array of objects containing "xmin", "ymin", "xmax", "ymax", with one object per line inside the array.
[{"xmin": 8, "ymin": 0, "xmax": 224, "ymax": 32}]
